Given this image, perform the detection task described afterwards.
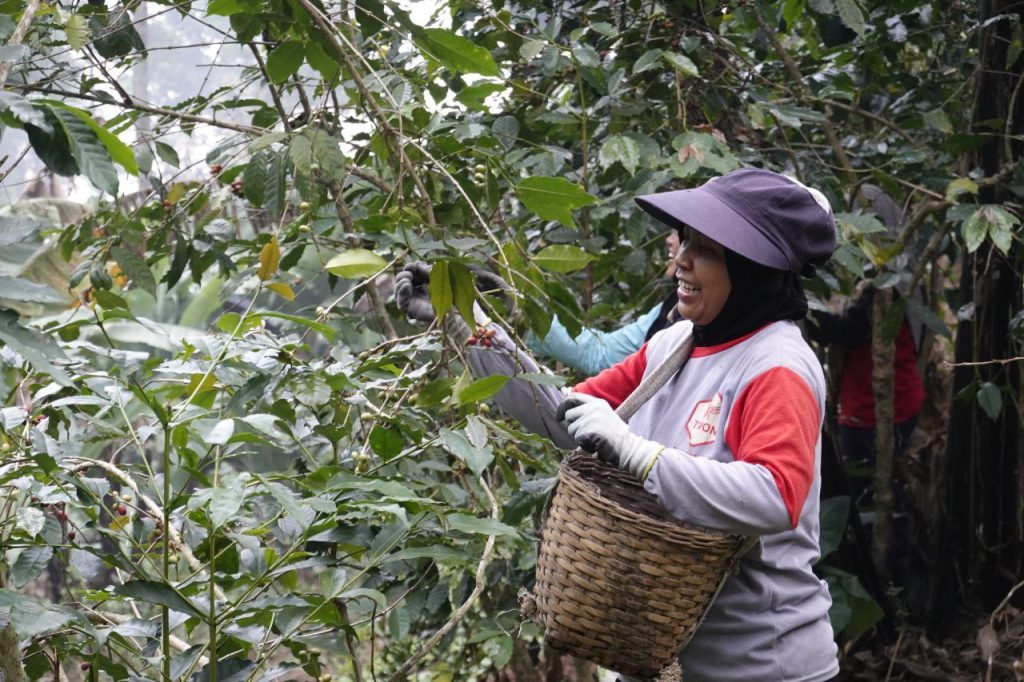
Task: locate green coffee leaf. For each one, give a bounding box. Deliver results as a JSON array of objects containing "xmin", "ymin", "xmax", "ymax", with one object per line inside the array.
[
  {"xmin": 516, "ymin": 176, "xmax": 598, "ymax": 227},
  {"xmin": 412, "ymin": 27, "xmax": 499, "ymax": 77},
  {"xmin": 533, "ymin": 244, "xmax": 598, "ymax": 273},
  {"xmin": 325, "ymin": 249, "xmax": 387, "ymax": 278}
]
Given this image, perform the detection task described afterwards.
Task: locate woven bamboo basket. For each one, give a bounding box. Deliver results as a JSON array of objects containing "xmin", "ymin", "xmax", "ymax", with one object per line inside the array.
[{"xmin": 525, "ymin": 452, "xmax": 751, "ymax": 679}]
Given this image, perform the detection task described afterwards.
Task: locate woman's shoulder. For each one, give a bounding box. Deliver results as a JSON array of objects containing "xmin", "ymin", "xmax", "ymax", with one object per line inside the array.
[
  {"xmin": 739, "ymin": 322, "xmax": 825, "ymax": 392},
  {"xmin": 645, "ymin": 319, "xmax": 695, "ymax": 359}
]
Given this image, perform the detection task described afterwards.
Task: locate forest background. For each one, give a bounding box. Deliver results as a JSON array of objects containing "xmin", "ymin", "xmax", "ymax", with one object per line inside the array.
[{"xmin": 0, "ymin": 0, "xmax": 1021, "ymax": 680}]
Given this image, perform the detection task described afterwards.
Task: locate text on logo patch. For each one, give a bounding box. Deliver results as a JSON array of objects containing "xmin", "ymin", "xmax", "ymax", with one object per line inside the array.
[{"xmin": 686, "ymin": 392, "xmax": 723, "ymax": 446}]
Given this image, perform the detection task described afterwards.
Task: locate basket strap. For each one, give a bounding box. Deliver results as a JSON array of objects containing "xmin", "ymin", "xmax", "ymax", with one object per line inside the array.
[{"xmin": 614, "ymin": 329, "xmax": 694, "ymax": 421}]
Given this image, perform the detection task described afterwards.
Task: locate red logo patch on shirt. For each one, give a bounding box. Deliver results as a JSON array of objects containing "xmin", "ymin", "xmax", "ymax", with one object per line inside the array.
[{"xmin": 686, "ymin": 393, "xmax": 723, "ymax": 446}]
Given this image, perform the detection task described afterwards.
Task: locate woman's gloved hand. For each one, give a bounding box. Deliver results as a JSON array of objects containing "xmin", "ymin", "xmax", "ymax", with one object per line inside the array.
[
  {"xmin": 394, "ymin": 262, "xmax": 435, "ymax": 322},
  {"xmin": 556, "ymin": 393, "xmax": 664, "ymax": 480},
  {"xmin": 394, "ymin": 262, "xmax": 514, "ymax": 323}
]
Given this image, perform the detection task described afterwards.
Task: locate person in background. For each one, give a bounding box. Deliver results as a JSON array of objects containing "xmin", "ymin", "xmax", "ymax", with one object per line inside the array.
[
  {"xmin": 525, "ymin": 230, "xmax": 683, "ymax": 375},
  {"xmin": 805, "ymin": 186, "xmax": 925, "ymax": 511},
  {"xmin": 397, "ymin": 168, "xmax": 841, "ymax": 682}
]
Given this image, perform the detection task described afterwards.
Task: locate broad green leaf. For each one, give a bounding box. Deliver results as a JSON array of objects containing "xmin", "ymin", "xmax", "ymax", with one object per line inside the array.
[
  {"xmin": 254, "ymin": 311, "xmax": 336, "ymax": 340},
  {"xmin": 209, "ymin": 476, "xmax": 246, "ymax": 528},
  {"xmin": 24, "ymin": 109, "xmax": 77, "ymax": 176},
  {"xmin": 266, "ymin": 41, "xmax": 305, "ymax": 84},
  {"xmin": 258, "ymin": 236, "xmax": 280, "ymax": 280},
  {"xmin": 520, "ymin": 39, "xmax": 546, "ymax": 61},
  {"xmin": 0, "ymin": 310, "xmax": 73, "ymax": 386},
  {"xmin": 945, "ymin": 178, "xmax": 978, "ymax": 202},
  {"xmin": 0, "ymin": 589, "xmax": 79, "ymax": 638},
  {"xmin": 114, "ymin": 580, "xmax": 205, "ymax": 618},
  {"xmin": 836, "ymin": 0, "xmax": 867, "ymax": 36},
  {"xmin": 305, "ymin": 40, "xmax": 341, "ymax": 82},
  {"xmin": 572, "ymin": 44, "xmax": 600, "ymax": 68},
  {"xmin": 516, "ymin": 176, "xmax": 598, "ymax": 227},
  {"xmin": 782, "ymin": 0, "xmax": 806, "ymax": 30},
  {"xmin": 598, "ymin": 135, "xmax": 641, "ymax": 175},
  {"xmin": 449, "ymin": 262, "xmax": 476, "ymax": 326},
  {"xmin": 50, "ymin": 107, "xmax": 119, "ymax": 194},
  {"xmin": 90, "ymin": 10, "xmax": 145, "ymax": 58},
  {"xmin": 517, "ymin": 372, "xmax": 568, "ymax": 387},
  {"xmin": 632, "ymin": 48, "xmax": 663, "ymax": 74},
  {"xmin": 206, "ymin": 0, "xmax": 258, "ymax": 15},
  {"xmin": 44, "ymin": 101, "xmax": 138, "ymax": 174},
  {"xmin": 533, "ymin": 244, "xmax": 598, "ymax": 273},
  {"xmin": 16, "ymin": 507, "xmax": 45, "ymax": 536},
  {"xmin": 457, "ymin": 375, "xmax": 510, "ymax": 405},
  {"xmin": 413, "ymin": 28, "xmax": 499, "ymax": 77},
  {"xmin": 111, "ymin": 246, "xmax": 157, "ymax": 297},
  {"xmin": 835, "ymin": 213, "xmax": 887, "ymax": 236},
  {"xmin": 289, "ymin": 135, "xmax": 313, "ymax": 173},
  {"xmin": 66, "ymin": 14, "xmax": 89, "ymax": 49},
  {"xmin": 961, "ymin": 208, "xmax": 990, "ymax": 253},
  {"xmin": 455, "ymin": 82, "xmax": 504, "ymax": 111},
  {"xmin": 263, "ymin": 479, "xmax": 311, "ymax": 530},
  {"xmin": 0, "ymin": 92, "xmax": 49, "ymax": 130},
  {"xmin": 12, "ymin": 546, "xmax": 53, "ymax": 588},
  {"xmin": 818, "ymin": 496, "xmax": 849, "ymax": 560},
  {"xmin": 446, "ymin": 513, "xmax": 519, "ymax": 538},
  {"xmin": 429, "ymin": 260, "xmax": 453, "ymax": 319},
  {"xmin": 440, "ymin": 427, "xmax": 493, "ymax": 476},
  {"xmin": 155, "ymin": 141, "xmax": 180, "ymax": 168},
  {"xmin": 266, "ymin": 282, "xmax": 295, "ymax": 300},
  {"xmin": 206, "ymin": 418, "xmax": 235, "ymax": 445},
  {"xmin": 325, "ymin": 249, "xmax": 387, "ymax": 278},
  {"xmin": 354, "ymin": 0, "xmax": 385, "ymax": 37},
  {"xmin": 977, "ymin": 382, "xmax": 1002, "ymax": 421},
  {"xmin": 369, "ymin": 425, "xmax": 404, "ymax": 460},
  {"xmin": 661, "ymin": 52, "xmax": 699, "ymax": 77},
  {"xmin": 0, "ymin": 276, "xmax": 65, "ymax": 304}
]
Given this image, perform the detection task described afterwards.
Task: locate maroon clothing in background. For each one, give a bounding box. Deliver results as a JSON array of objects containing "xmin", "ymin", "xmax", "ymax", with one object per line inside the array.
[{"xmin": 837, "ymin": 319, "xmax": 925, "ymax": 427}]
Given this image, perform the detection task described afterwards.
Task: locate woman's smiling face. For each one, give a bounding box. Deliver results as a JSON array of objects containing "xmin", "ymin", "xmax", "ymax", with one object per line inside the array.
[{"xmin": 673, "ymin": 227, "xmax": 732, "ymax": 326}]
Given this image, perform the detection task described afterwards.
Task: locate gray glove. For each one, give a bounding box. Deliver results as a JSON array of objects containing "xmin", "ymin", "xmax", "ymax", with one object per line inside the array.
[
  {"xmin": 556, "ymin": 393, "xmax": 664, "ymax": 480},
  {"xmin": 395, "ymin": 262, "xmax": 435, "ymax": 322},
  {"xmin": 394, "ymin": 261, "xmax": 513, "ymax": 323}
]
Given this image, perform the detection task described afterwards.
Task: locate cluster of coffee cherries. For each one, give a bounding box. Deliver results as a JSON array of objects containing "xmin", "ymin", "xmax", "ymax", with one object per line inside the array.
[{"xmin": 465, "ymin": 326, "xmax": 496, "ymax": 347}]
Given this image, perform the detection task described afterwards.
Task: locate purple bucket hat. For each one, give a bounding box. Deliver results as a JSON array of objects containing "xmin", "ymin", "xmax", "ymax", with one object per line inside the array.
[{"xmin": 635, "ymin": 168, "xmax": 836, "ymax": 273}]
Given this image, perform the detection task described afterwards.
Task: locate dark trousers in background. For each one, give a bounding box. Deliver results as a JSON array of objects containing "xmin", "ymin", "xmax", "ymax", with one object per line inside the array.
[{"xmin": 838, "ymin": 416, "xmax": 918, "ymax": 583}]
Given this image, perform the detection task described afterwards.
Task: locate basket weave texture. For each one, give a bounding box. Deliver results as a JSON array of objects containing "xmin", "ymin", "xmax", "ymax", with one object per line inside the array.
[{"xmin": 532, "ymin": 452, "xmax": 750, "ymax": 679}]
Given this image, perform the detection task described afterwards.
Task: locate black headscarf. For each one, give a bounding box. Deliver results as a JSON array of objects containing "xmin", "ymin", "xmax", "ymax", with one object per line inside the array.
[{"xmin": 691, "ymin": 249, "xmax": 809, "ymax": 347}]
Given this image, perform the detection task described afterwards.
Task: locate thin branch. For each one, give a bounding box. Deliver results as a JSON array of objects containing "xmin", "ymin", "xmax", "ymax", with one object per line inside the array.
[
  {"xmin": 945, "ymin": 356, "xmax": 1024, "ymax": 368},
  {"xmin": 13, "ymin": 83, "xmax": 265, "ymax": 134},
  {"xmin": 248, "ymin": 43, "xmax": 292, "ymax": 132}
]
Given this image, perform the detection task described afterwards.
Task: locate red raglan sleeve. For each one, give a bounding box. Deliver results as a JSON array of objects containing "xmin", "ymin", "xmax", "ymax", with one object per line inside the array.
[
  {"xmin": 572, "ymin": 343, "xmax": 649, "ymax": 409},
  {"xmin": 724, "ymin": 367, "xmax": 821, "ymax": 528}
]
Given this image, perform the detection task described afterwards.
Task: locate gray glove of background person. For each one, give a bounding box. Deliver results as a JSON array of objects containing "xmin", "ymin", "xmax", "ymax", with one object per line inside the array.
[
  {"xmin": 394, "ymin": 262, "xmax": 436, "ymax": 322},
  {"xmin": 556, "ymin": 393, "xmax": 665, "ymax": 480},
  {"xmin": 394, "ymin": 261, "xmax": 512, "ymax": 323}
]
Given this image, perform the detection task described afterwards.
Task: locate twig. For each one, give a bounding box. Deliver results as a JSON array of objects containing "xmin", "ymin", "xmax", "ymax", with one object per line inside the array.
[
  {"xmin": 14, "ymin": 83, "xmax": 265, "ymax": 135},
  {"xmin": 248, "ymin": 43, "xmax": 292, "ymax": 132},
  {"xmin": 386, "ymin": 476, "xmax": 500, "ymax": 681},
  {"xmin": 945, "ymin": 356, "xmax": 1024, "ymax": 368}
]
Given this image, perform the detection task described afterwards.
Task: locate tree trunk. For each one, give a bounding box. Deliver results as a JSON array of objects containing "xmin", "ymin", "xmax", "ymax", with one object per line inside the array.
[
  {"xmin": 0, "ymin": 625, "xmax": 26, "ymax": 682},
  {"xmin": 870, "ymin": 287, "xmax": 896, "ymax": 580},
  {"xmin": 927, "ymin": 0, "xmax": 1024, "ymax": 635}
]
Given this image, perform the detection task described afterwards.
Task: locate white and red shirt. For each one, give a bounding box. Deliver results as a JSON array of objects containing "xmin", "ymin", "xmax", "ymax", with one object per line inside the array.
[
  {"xmin": 465, "ymin": 318, "xmax": 839, "ymax": 681},
  {"xmin": 574, "ymin": 319, "xmax": 838, "ymax": 681}
]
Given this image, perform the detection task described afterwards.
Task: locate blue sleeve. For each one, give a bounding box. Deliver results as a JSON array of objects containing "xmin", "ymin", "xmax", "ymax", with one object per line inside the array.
[{"xmin": 525, "ymin": 302, "xmax": 664, "ymax": 376}]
